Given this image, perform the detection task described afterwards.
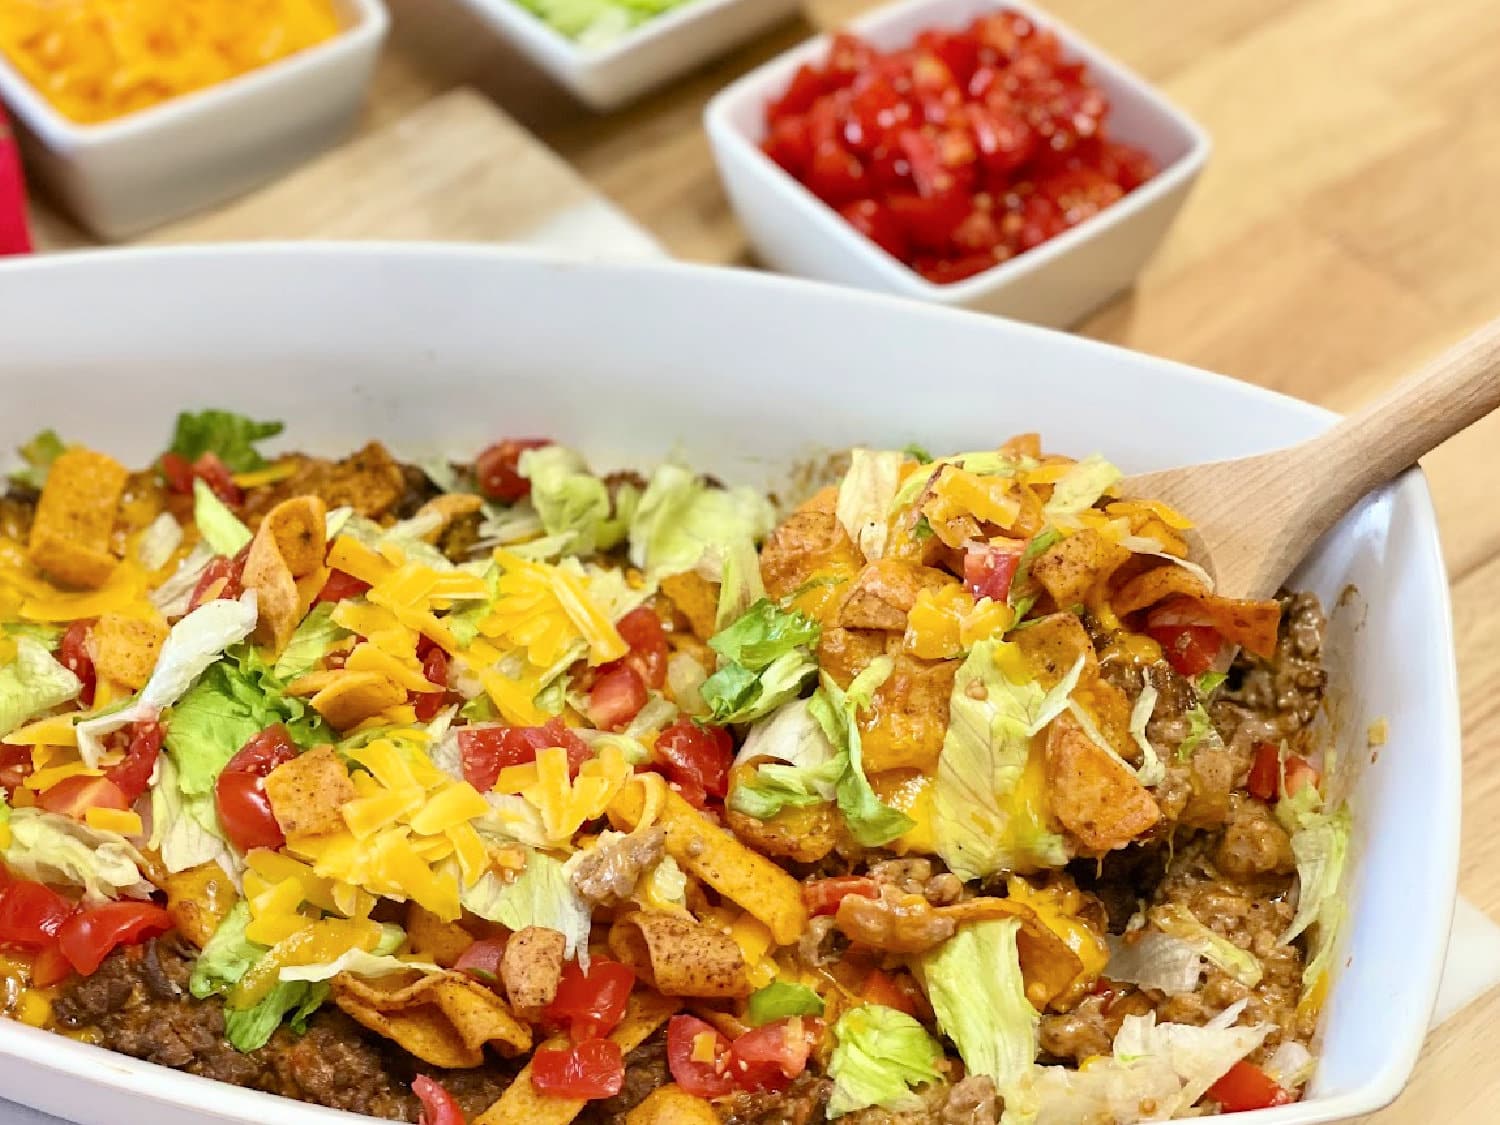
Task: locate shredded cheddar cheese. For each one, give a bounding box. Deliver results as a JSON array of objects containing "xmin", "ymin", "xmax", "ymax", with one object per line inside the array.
[{"xmin": 0, "ymin": 0, "xmax": 343, "ymax": 125}]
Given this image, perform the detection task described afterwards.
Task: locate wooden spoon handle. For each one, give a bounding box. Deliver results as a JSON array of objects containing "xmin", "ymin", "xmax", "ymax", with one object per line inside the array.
[{"xmin": 1301, "ymin": 314, "xmax": 1500, "ymax": 515}]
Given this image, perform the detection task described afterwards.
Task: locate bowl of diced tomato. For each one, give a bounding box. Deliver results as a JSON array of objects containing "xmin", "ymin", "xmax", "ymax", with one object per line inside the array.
[{"xmin": 704, "ymin": 0, "xmax": 1210, "ymax": 328}]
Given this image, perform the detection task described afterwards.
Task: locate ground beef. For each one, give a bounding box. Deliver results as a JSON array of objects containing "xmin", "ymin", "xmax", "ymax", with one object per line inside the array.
[
  {"xmin": 1039, "ymin": 990, "xmax": 1154, "ymax": 1064},
  {"xmin": 570, "ymin": 827, "xmax": 667, "ymax": 907},
  {"xmin": 392, "ymin": 463, "xmax": 440, "ymax": 519},
  {"xmin": 1214, "ymin": 591, "xmax": 1327, "ymax": 751},
  {"xmin": 0, "ymin": 490, "xmax": 35, "ymax": 540},
  {"xmin": 49, "ymin": 935, "xmax": 518, "ymax": 1121},
  {"xmin": 1216, "ymin": 794, "xmax": 1295, "ymax": 877},
  {"xmin": 719, "ymin": 1073, "xmax": 832, "ymax": 1125}
]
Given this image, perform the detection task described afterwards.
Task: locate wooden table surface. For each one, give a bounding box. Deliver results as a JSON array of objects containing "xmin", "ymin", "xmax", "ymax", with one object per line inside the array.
[{"xmin": 26, "ymin": 0, "xmax": 1500, "ymax": 1118}]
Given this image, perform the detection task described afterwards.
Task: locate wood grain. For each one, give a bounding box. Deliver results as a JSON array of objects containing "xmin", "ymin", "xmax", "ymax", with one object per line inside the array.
[{"xmin": 20, "ymin": 0, "xmax": 1500, "ymax": 1119}]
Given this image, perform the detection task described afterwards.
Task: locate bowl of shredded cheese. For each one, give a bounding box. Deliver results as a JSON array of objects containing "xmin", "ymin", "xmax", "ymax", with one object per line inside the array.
[{"xmin": 0, "ymin": 0, "xmax": 388, "ymax": 239}]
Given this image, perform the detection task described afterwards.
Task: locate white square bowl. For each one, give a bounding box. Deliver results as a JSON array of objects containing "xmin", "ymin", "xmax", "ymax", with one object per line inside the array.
[
  {"xmin": 705, "ymin": 0, "xmax": 1211, "ymax": 328},
  {"xmin": 0, "ymin": 244, "xmax": 1460, "ymax": 1125},
  {"xmin": 451, "ymin": 0, "xmax": 801, "ymax": 111},
  {"xmin": 0, "ymin": 0, "xmax": 389, "ymax": 241}
]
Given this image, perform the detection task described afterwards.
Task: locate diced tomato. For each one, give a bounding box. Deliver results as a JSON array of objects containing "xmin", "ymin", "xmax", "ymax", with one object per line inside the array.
[
  {"xmin": 475, "ymin": 439, "xmax": 551, "ymax": 504},
  {"xmin": 963, "ymin": 542, "xmax": 1023, "ymax": 602},
  {"xmin": 586, "ymin": 664, "xmax": 647, "ymax": 733},
  {"xmin": 104, "ymin": 720, "xmax": 163, "ymax": 804},
  {"xmin": 37, "ymin": 775, "xmax": 130, "ymax": 820},
  {"xmin": 861, "ymin": 969, "xmax": 919, "ymax": 1016},
  {"xmin": 412, "ymin": 1076, "xmax": 465, "ymax": 1125},
  {"xmin": 57, "ymin": 901, "xmax": 171, "ymax": 976},
  {"xmin": 0, "ymin": 880, "xmax": 73, "ymax": 949},
  {"xmin": 1284, "ymin": 755, "xmax": 1321, "ymax": 797},
  {"xmin": 413, "ymin": 647, "xmax": 454, "ymax": 723},
  {"xmin": 158, "ymin": 452, "xmax": 195, "ymax": 495},
  {"xmin": 192, "ymin": 452, "xmax": 242, "ymax": 506},
  {"xmin": 727, "ymin": 1018, "xmax": 817, "ymax": 1093},
  {"xmin": 215, "ymin": 724, "xmax": 299, "ymax": 852},
  {"xmin": 545, "ymin": 959, "xmax": 635, "ymax": 1041},
  {"xmin": 530, "ymin": 1038, "xmax": 625, "ymax": 1100},
  {"xmin": 1209, "ymin": 1060, "xmax": 1292, "ymax": 1112},
  {"xmin": 1247, "ymin": 744, "xmax": 1321, "ymax": 805},
  {"xmin": 453, "ymin": 938, "xmax": 507, "ymax": 984},
  {"xmin": 1147, "ymin": 623, "xmax": 1224, "ymax": 678},
  {"xmin": 314, "ymin": 568, "xmax": 372, "ymax": 606},
  {"xmin": 31, "ymin": 942, "xmax": 73, "ymax": 987},
  {"xmin": 666, "ymin": 1014, "xmax": 734, "ymax": 1098},
  {"xmin": 0, "ymin": 747, "xmax": 31, "ymax": 794},
  {"xmin": 654, "ymin": 719, "xmax": 733, "ymax": 802},
  {"xmin": 804, "ymin": 876, "xmax": 880, "ymax": 917},
  {"xmin": 458, "ymin": 719, "xmax": 591, "ymax": 792},
  {"xmin": 187, "ymin": 548, "xmax": 249, "ymax": 612},
  {"xmin": 58, "ymin": 620, "xmax": 96, "ymax": 708},
  {"xmin": 841, "ymin": 198, "xmax": 908, "ymax": 259},
  {"xmin": 614, "ymin": 606, "xmax": 668, "ymax": 689}
]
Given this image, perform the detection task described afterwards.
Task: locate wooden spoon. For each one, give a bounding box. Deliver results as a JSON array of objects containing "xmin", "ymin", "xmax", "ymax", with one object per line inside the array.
[{"xmin": 1120, "ymin": 316, "xmax": 1500, "ymax": 601}]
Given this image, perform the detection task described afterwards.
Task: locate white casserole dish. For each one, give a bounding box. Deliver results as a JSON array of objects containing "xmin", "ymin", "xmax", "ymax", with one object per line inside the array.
[
  {"xmin": 0, "ymin": 0, "xmax": 388, "ymax": 241},
  {"xmin": 0, "ymin": 245, "xmax": 1459, "ymax": 1125}
]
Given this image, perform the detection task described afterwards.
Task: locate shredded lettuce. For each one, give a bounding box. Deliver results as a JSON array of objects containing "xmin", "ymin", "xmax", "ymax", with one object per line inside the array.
[
  {"xmin": 10, "ymin": 429, "xmax": 66, "ymax": 490},
  {"xmin": 1279, "ymin": 801, "xmax": 1351, "ymax": 998},
  {"xmin": 78, "ymin": 592, "xmax": 260, "ymax": 766},
  {"xmin": 273, "ymin": 603, "xmax": 350, "ymax": 681},
  {"xmin": 190, "ymin": 902, "xmax": 265, "ymax": 999},
  {"xmin": 149, "ymin": 542, "xmax": 217, "ymax": 618},
  {"xmin": 808, "ymin": 661, "xmax": 913, "ymax": 848},
  {"xmin": 729, "ymin": 698, "xmax": 844, "ymax": 819},
  {"xmin": 464, "ymin": 851, "xmax": 591, "ymax": 961},
  {"xmin": 135, "ymin": 511, "xmax": 184, "ymax": 571},
  {"xmin": 0, "ymin": 636, "xmax": 81, "ymax": 740},
  {"xmin": 279, "ymin": 927, "xmax": 427, "ymax": 983},
  {"xmin": 932, "ymin": 641, "xmax": 1068, "ymax": 880},
  {"xmin": 1126, "ymin": 683, "xmax": 1167, "ymax": 787},
  {"xmin": 150, "ymin": 753, "xmax": 237, "ymax": 875},
  {"xmin": 1177, "ymin": 703, "xmax": 1217, "ymax": 760},
  {"xmin": 167, "ymin": 409, "xmax": 284, "ymax": 473},
  {"xmin": 715, "ymin": 535, "xmax": 767, "ymax": 632},
  {"xmin": 224, "ymin": 981, "xmax": 329, "ymax": 1051},
  {"xmin": 164, "ymin": 642, "xmax": 331, "ymax": 795},
  {"xmin": 665, "ymin": 652, "xmax": 708, "ymax": 717},
  {"xmin": 3, "ymin": 808, "xmax": 154, "ymax": 903},
  {"xmin": 835, "ymin": 449, "xmax": 905, "ymax": 562},
  {"xmin": 628, "ymin": 463, "xmax": 776, "ymax": 581},
  {"xmin": 1151, "ymin": 904, "xmax": 1263, "ymax": 987},
  {"xmin": 889, "ymin": 451, "xmax": 1023, "ymax": 513},
  {"xmin": 709, "ymin": 599, "xmax": 821, "ymax": 669},
  {"xmin": 1104, "ymin": 931, "xmax": 1204, "ymax": 995},
  {"xmin": 193, "ymin": 478, "xmax": 252, "ymax": 555},
  {"xmin": 700, "ymin": 599, "xmax": 821, "ymax": 725},
  {"xmin": 1042, "ymin": 454, "xmax": 1121, "ymax": 521},
  {"xmin": 519, "ymin": 445, "xmax": 635, "ymax": 556},
  {"xmin": 1195, "ymin": 671, "xmax": 1227, "ymax": 698},
  {"xmin": 747, "ymin": 980, "xmax": 824, "ymax": 1025},
  {"xmin": 922, "ymin": 919, "xmax": 1038, "ymax": 1096},
  {"xmin": 826, "ymin": 1004, "xmax": 944, "ymax": 1118}
]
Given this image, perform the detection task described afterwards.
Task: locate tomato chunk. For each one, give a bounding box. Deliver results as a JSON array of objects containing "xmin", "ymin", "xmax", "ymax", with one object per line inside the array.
[
  {"xmin": 57, "ymin": 901, "xmax": 172, "ymax": 976},
  {"xmin": 475, "ymin": 439, "xmax": 551, "ymax": 504},
  {"xmin": 412, "ymin": 1076, "xmax": 464, "ymax": 1125},
  {"xmin": 31, "ymin": 942, "xmax": 74, "ymax": 987},
  {"xmin": 1209, "ymin": 1060, "xmax": 1293, "ymax": 1111},
  {"xmin": 666, "ymin": 1014, "xmax": 734, "ymax": 1098},
  {"xmin": 586, "ymin": 664, "xmax": 647, "ymax": 733},
  {"xmin": 530, "ymin": 1038, "xmax": 625, "ymax": 1100},
  {"xmin": 215, "ymin": 724, "xmax": 299, "ymax": 852},
  {"xmin": 192, "ymin": 452, "xmax": 242, "ymax": 506},
  {"xmin": 158, "ymin": 451, "xmax": 195, "ymax": 495},
  {"xmin": 413, "ymin": 646, "xmax": 454, "ymax": 723},
  {"xmin": 315, "ymin": 568, "xmax": 372, "ymax": 606},
  {"xmin": 1147, "ymin": 623, "xmax": 1223, "ymax": 677},
  {"xmin": 803, "ymin": 876, "xmax": 880, "ymax": 917},
  {"xmin": 654, "ymin": 719, "xmax": 733, "ymax": 802},
  {"xmin": 963, "ymin": 542, "xmax": 1022, "ymax": 602},
  {"xmin": 727, "ymin": 1018, "xmax": 817, "ymax": 1093},
  {"xmin": 458, "ymin": 719, "xmax": 591, "ymax": 792},
  {"xmin": 57, "ymin": 620, "xmax": 96, "ymax": 707},
  {"xmin": 614, "ymin": 606, "xmax": 669, "ymax": 689},
  {"xmin": 105, "ymin": 720, "xmax": 163, "ymax": 804},
  {"xmin": 1248, "ymin": 743, "xmax": 1321, "ymax": 802},
  {"xmin": 861, "ymin": 969, "xmax": 920, "ymax": 1016},
  {"xmin": 37, "ymin": 775, "xmax": 129, "ymax": 820},
  {"xmin": 544, "ymin": 959, "xmax": 635, "ymax": 1041},
  {"xmin": 0, "ymin": 880, "xmax": 73, "ymax": 949},
  {"xmin": 453, "ymin": 938, "xmax": 507, "ymax": 984}
]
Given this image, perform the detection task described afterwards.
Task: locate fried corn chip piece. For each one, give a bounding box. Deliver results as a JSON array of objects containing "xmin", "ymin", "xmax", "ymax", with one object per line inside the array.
[
  {"xmin": 1111, "ymin": 561, "xmax": 1211, "ymax": 618},
  {"xmin": 836, "ymin": 559, "xmax": 957, "ymax": 632},
  {"xmin": 1012, "ymin": 612, "xmax": 1099, "ymax": 688},
  {"xmin": 164, "ymin": 862, "xmax": 237, "ymax": 949},
  {"xmin": 759, "ymin": 509, "xmax": 863, "ymax": 625},
  {"xmin": 411, "ymin": 494, "xmax": 485, "ymax": 543},
  {"xmin": 1044, "ymin": 709, "xmax": 1161, "ymax": 852},
  {"xmin": 609, "ymin": 780, "xmax": 807, "ymax": 946},
  {"xmin": 265, "ymin": 745, "xmax": 354, "ymax": 837},
  {"xmin": 27, "ymin": 448, "xmax": 128, "ymax": 589},
  {"xmin": 661, "ymin": 572, "xmax": 718, "ymax": 642},
  {"xmin": 477, "ymin": 992, "xmax": 679, "ymax": 1125},
  {"xmin": 89, "ymin": 613, "xmax": 168, "ymax": 690},
  {"xmin": 501, "ymin": 926, "xmax": 566, "ymax": 1013},
  {"xmin": 724, "ymin": 763, "xmax": 839, "ymax": 865},
  {"xmin": 625, "ymin": 1087, "xmax": 720, "ymax": 1125},
  {"xmin": 1029, "ymin": 528, "xmax": 1132, "ymax": 610},
  {"xmin": 860, "ymin": 648, "xmax": 957, "ymax": 774},
  {"xmin": 332, "ymin": 970, "xmax": 531, "ymax": 1068},
  {"xmin": 407, "ymin": 904, "xmax": 476, "ymax": 967},
  {"xmin": 1149, "ymin": 594, "xmax": 1283, "ymax": 660},
  {"xmin": 243, "ymin": 496, "xmax": 328, "ymax": 651},
  {"xmin": 608, "ymin": 912, "xmax": 751, "ymax": 998},
  {"xmin": 309, "ymin": 671, "xmax": 406, "ymax": 730}
]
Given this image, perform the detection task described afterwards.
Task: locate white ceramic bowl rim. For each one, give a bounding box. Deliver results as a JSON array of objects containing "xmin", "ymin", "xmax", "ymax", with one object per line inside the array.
[
  {"xmin": 704, "ymin": 0, "xmax": 1211, "ymax": 299},
  {"xmin": 0, "ymin": 0, "xmax": 388, "ymax": 143},
  {"xmin": 0, "ymin": 244, "xmax": 1460, "ymax": 1125}
]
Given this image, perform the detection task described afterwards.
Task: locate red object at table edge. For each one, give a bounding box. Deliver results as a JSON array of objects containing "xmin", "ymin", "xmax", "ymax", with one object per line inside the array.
[{"xmin": 0, "ymin": 108, "xmax": 35, "ymax": 256}]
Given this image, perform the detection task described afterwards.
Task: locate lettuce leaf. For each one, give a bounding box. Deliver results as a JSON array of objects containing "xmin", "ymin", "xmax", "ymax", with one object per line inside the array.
[
  {"xmin": 78, "ymin": 592, "xmax": 260, "ymax": 766},
  {"xmin": 747, "ymin": 980, "xmax": 824, "ymax": 1025},
  {"xmin": 628, "ymin": 463, "xmax": 776, "ymax": 581},
  {"xmin": 190, "ymin": 902, "xmax": 265, "ymax": 999},
  {"xmin": 1042, "ymin": 454, "xmax": 1121, "ymax": 521},
  {"xmin": 709, "ymin": 599, "xmax": 820, "ymax": 670},
  {"xmin": 224, "ymin": 981, "xmax": 329, "ymax": 1051},
  {"xmin": 835, "ymin": 449, "xmax": 905, "ymax": 562},
  {"xmin": 1279, "ymin": 802, "xmax": 1351, "ymax": 997},
  {"xmin": 164, "ymin": 642, "xmax": 331, "ymax": 795},
  {"xmin": 932, "ymin": 641, "xmax": 1068, "ymax": 880},
  {"xmin": 193, "ymin": 479, "xmax": 252, "ymax": 556},
  {"xmin": 826, "ymin": 1004, "xmax": 943, "ymax": 1118},
  {"xmin": 729, "ymin": 698, "xmax": 847, "ymax": 820},
  {"xmin": 135, "ymin": 511, "xmax": 184, "ymax": 572},
  {"xmin": 1127, "ymin": 683, "xmax": 1167, "ymax": 787},
  {"xmin": 809, "ymin": 662, "xmax": 913, "ymax": 847},
  {"xmin": 715, "ymin": 535, "xmax": 766, "ymax": 632},
  {"xmin": 1104, "ymin": 931, "xmax": 1204, "ymax": 996},
  {"xmin": 150, "ymin": 753, "xmax": 237, "ymax": 875},
  {"xmin": 0, "ymin": 636, "xmax": 81, "ymax": 740},
  {"xmin": 519, "ymin": 445, "xmax": 635, "ymax": 556},
  {"xmin": 10, "ymin": 429, "xmax": 65, "ymax": 490},
  {"xmin": 463, "ymin": 851, "xmax": 590, "ymax": 961},
  {"xmin": 149, "ymin": 542, "xmax": 217, "ymax": 618},
  {"xmin": 273, "ymin": 604, "xmax": 350, "ymax": 681},
  {"xmin": 1151, "ymin": 904, "xmax": 1263, "ymax": 988},
  {"xmin": 168, "ymin": 410, "xmax": 284, "ymax": 473},
  {"xmin": 3, "ymin": 808, "xmax": 154, "ymax": 903},
  {"xmin": 701, "ymin": 598, "xmax": 822, "ymax": 724},
  {"xmin": 921, "ymin": 918, "xmax": 1038, "ymax": 1095}
]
